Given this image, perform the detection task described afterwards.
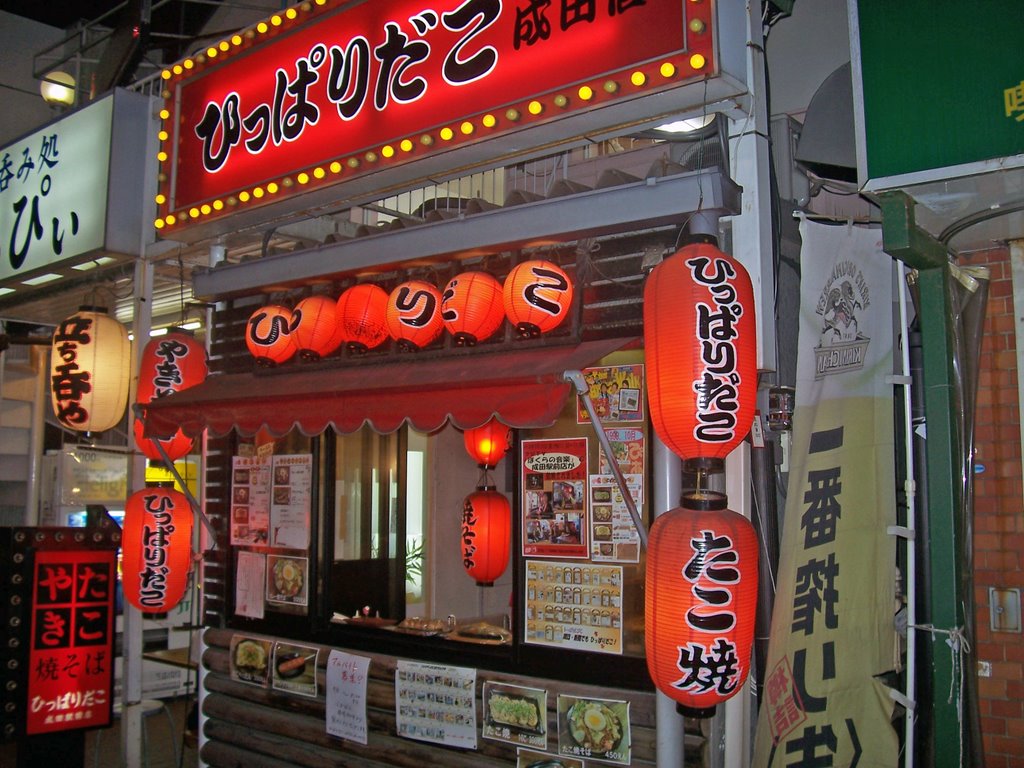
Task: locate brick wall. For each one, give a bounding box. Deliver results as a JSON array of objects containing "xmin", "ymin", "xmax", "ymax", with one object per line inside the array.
[{"xmin": 960, "ymin": 247, "xmax": 1024, "ymax": 768}]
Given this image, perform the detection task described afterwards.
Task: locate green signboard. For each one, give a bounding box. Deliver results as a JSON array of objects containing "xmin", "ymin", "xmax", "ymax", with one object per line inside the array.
[{"xmin": 856, "ymin": 0, "xmax": 1024, "ymax": 180}]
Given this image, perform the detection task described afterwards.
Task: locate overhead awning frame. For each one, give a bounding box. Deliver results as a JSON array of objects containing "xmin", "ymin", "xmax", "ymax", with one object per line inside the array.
[{"xmin": 142, "ymin": 337, "xmax": 634, "ymax": 440}]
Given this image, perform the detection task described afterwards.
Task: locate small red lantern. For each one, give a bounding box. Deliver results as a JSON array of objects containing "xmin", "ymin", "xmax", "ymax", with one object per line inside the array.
[
  {"xmin": 463, "ymin": 419, "xmax": 511, "ymax": 469},
  {"xmin": 336, "ymin": 283, "xmax": 390, "ymax": 352},
  {"xmin": 122, "ymin": 487, "xmax": 194, "ymax": 614},
  {"xmin": 134, "ymin": 330, "xmax": 208, "ymax": 462},
  {"xmin": 645, "ymin": 491, "xmax": 759, "ymax": 716},
  {"xmin": 502, "ymin": 260, "xmax": 574, "ymax": 337},
  {"xmin": 441, "ymin": 271, "xmax": 505, "ymax": 346},
  {"xmin": 292, "ymin": 295, "xmax": 343, "ymax": 359},
  {"xmin": 461, "ymin": 487, "xmax": 512, "ymax": 587},
  {"xmin": 386, "ymin": 280, "xmax": 444, "ymax": 351},
  {"xmin": 246, "ymin": 305, "xmax": 298, "ymax": 366},
  {"xmin": 644, "ymin": 242, "xmax": 757, "ymax": 471}
]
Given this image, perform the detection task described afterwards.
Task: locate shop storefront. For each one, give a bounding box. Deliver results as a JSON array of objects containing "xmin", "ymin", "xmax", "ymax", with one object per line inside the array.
[{"xmin": 137, "ymin": 1, "xmax": 758, "ymax": 765}]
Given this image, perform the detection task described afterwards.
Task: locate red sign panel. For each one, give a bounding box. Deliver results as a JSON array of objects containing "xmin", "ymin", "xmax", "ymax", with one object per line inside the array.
[
  {"xmin": 27, "ymin": 549, "xmax": 116, "ymax": 735},
  {"xmin": 158, "ymin": 0, "xmax": 716, "ymax": 233}
]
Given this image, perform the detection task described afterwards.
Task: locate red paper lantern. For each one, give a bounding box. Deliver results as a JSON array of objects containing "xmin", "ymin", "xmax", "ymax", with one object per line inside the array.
[
  {"xmin": 122, "ymin": 487, "xmax": 194, "ymax": 614},
  {"xmin": 502, "ymin": 260, "xmax": 574, "ymax": 337},
  {"xmin": 246, "ymin": 304, "xmax": 298, "ymax": 365},
  {"xmin": 386, "ymin": 280, "xmax": 444, "ymax": 351},
  {"xmin": 441, "ymin": 271, "xmax": 505, "ymax": 346},
  {"xmin": 644, "ymin": 242, "xmax": 757, "ymax": 471},
  {"xmin": 645, "ymin": 491, "xmax": 759, "ymax": 715},
  {"xmin": 336, "ymin": 283, "xmax": 390, "ymax": 352},
  {"xmin": 292, "ymin": 295, "xmax": 343, "ymax": 359},
  {"xmin": 463, "ymin": 419, "xmax": 511, "ymax": 469},
  {"xmin": 134, "ymin": 330, "xmax": 208, "ymax": 462},
  {"xmin": 50, "ymin": 306, "xmax": 131, "ymax": 433},
  {"xmin": 461, "ymin": 487, "xmax": 511, "ymax": 587}
]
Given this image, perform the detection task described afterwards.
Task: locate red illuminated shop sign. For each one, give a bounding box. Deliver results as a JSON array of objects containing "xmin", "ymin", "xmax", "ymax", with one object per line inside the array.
[
  {"xmin": 27, "ymin": 549, "xmax": 116, "ymax": 736},
  {"xmin": 157, "ymin": 0, "xmax": 716, "ymax": 233}
]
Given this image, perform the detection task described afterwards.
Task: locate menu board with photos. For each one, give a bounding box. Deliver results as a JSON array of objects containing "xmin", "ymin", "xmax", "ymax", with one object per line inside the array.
[{"xmin": 524, "ymin": 560, "xmax": 623, "ymax": 654}]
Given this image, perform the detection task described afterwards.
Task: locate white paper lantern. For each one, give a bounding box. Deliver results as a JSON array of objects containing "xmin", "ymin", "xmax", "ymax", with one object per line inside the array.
[{"xmin": 50, "ymin": 306, "xmax": 131, "ymax": 432}]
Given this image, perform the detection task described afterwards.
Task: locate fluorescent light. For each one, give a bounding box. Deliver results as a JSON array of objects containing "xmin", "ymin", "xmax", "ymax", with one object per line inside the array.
[
  {"xmin": 22, "ymin": 273, "xmax": 63, "ymax": 285},
  {"xmin": 651, "ymin": 114, "xmax": 716, "ymax": 134}
]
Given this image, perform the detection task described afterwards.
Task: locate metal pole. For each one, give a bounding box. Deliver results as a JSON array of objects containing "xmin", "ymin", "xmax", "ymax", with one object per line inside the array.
[{"xmin": 651, "ymin": 434, "xmax": 687, "ymax": 768}]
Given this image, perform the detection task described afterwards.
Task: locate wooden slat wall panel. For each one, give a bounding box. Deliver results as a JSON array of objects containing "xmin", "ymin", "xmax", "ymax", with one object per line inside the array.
[{"xmin": 200, "ymin": 628, "xmax": 706, "ymax": 767}]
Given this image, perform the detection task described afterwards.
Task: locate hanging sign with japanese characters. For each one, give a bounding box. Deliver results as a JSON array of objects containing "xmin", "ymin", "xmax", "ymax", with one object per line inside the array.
[
  {"xmin": 27, "ymin": 548, "xmax": 117, "ymax": 736},
  {"xmin": 0, "ymin": 91, "xmax": 149, "ymax": 288},
  {"xmin": 156, "ymin": 0, "xmax": 719, "ymax": 235},
  {"xmin": 752, "ymin": 220, "xmax": 898, "ymax": 766}
]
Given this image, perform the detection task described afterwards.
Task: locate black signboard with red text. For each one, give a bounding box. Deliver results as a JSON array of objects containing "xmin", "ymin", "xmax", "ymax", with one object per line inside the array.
[{"xmin": 1, "ymin": 525, "xmax": 120, "ymax": 741}]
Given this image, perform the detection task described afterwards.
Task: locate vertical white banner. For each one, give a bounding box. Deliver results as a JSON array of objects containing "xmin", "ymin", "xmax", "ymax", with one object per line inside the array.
[{"xmin": 754, "ymin": 220, "xmax": 899, "ymax": 767}]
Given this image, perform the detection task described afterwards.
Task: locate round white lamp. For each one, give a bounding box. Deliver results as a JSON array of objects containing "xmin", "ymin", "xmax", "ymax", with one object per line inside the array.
[{"xmin": 40, "ymin": 71, "xmax": 76, "ymax": 107}]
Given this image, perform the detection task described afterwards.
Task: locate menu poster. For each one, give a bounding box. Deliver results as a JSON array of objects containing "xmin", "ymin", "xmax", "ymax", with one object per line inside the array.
[
  {"xmin": 576, "ymin": 364, "xmax": 645, "ymax": 424},
  {"xmin": 270, "ymin": 454, "xmax": 312, "ymax": 549},
  {"xmin": 266, "ymin": 554, "xmax": 308, "ymax": 606},
  {"xmin": 482, "ymin": 682, "xmax": 548, "ymax": 749},
  {"xmin": 230, "ymin": 455, "xmax": 271, "ymax": 546},
  {"xmin": 516, "ymin": 748, "xmax": 583, "ymax": 768},
  {"xmin": 557, "ymin": 695, "xmax": 631, "ymax": 765},
  {"xmin": 597, "ymin": 428, "xmax": 645, "ymax": 475},
  {"xmin": 272, "ymin": 641, "xmax": 319, "ymax": 697},
  {"xmin": 588, "ymin": 474, "xmax": 643, "ymax": 564},
  {"xmin": 522, "ymin": 438, "xmax": 588, "ymax": 559},
  {"xmin": 326, "ymin": 650, "xmax": 371, "ymax": 744},
  {"xmin": 230, "ymin": 635, "xmax": 272, "ymax": 687},
  {"xmin": 524, "ymin": 561, "xmax": 623, "ymax": 655},
  {"xmin": 395, "ymin": 660, "xmax": 477, "ymax": 750},
  {"xmin": 234, "ymin": 550, "xmax": 266, "ymax": 619}
]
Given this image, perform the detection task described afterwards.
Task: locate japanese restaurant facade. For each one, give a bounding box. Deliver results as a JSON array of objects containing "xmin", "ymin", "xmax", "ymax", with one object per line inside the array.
[{"xmin": 140, "ymin": 0, "xmax": 760, "ymax": 766}]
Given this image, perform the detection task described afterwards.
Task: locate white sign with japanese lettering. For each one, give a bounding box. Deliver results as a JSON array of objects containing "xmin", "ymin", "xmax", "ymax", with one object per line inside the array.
[
  {"xmin": 0, "ymin": 98, "xmax": 111, "ymax": 282},
  {"xmin": 326, "ymin": 650, "xmax": 371, "ymax": 744}
]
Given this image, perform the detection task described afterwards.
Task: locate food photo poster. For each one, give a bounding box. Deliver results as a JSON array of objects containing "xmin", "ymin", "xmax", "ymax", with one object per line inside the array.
[
  {"xmin": 266, "ymin": 554, "xmax": 308, "ymax": 607},
  {"xmin": 271, "ymin": 641, "xmax": 319, "ymax": 697},
  {"xmin": 482, "ymin": 681, "xmax": 548, "ymax": 749},
  {"xmin": 557, "ymin": 694, "xmax": 631, "ymax": 765},
  {"xmin": 230, "ymin": 635, "xmax": 272, "ymax": 688},
  {"xmin": 521, "ymin": 438, "xmax": 589, "ymax": 559}
]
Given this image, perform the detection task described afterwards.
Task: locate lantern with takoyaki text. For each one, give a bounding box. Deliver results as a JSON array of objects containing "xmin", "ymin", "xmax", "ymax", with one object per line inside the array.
[
  {"xmin": 122, "ymin": 487, "xmax": 194, "ymax": 613},
  {"xmin": 134, "ymin": 329, "xmax": 208, "ymax": 462},
  {"xmin": 336, "ymin": 283, "xmax": 390, "ymax": 352},
  {"xmin": 291, "ymin": 295, "xmax": 343, "ymax": 360},
  {"xmin": 386, "ymin": 280, "xmax": 444, "ymax": 351},
  {"xmin": 441, "ymin": 271, "xmax": 505, "ymax": 346},
  {"xmin": 503, "ymin": 259, "xmax": 574, "ymax": 337},
  {"xmin": 50, "ymin": 306, "xmax": 131, "ymax": 433},
  {"xmin": 246, "ymin": 304, "xmax": 298, "ymax": 366},
  {"xmin": 645, "ymin": 491, "xmax": 758, "ymax": 716}
]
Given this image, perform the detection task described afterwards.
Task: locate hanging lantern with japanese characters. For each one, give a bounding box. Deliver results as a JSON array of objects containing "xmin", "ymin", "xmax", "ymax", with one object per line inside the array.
[
  {"xmin": 386, "ymin": 280, "xmax": 444, "ymax": 351},
  {"xmin": 502, "ymin": 259, "xmax": 574, "ymax": 337},
  {"xmin": 645, "ymin": 491, "xmax": 759, "ymax": 715},
  {"xmin": 461, "ymin": 486, "xmax": 512, "ymax": 587},
  {"xmin": 49, "ymin": 306, "xmax": 131, "ymax": 433},
  {"xmin": 134, "ymin": 329, "xmax": 208, "ymax": 462},
  {"xmin": 291, "ymin": 295, "xmax": 344, "ymax": 360},
  {"xmin": 121, "ymin": 487, "xmax": 194, "ymax": 613},
  {"xmin": 441, "ymin": 271, "xmax": 505, "ymax": 346},
  {"xmin": 336, "ymin": 283, "xmax": 390, "ymax": 352},
  {"xmin": 463, "ymin": 418, "xmax": 512, "ymax": 469},
  {"xmin": 643, "ymin": 242, "xmax": 757, "ymax": 472},
  {"xmin": 246, "ymin": 304, "xmax": 299, "ymax": 366}
]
